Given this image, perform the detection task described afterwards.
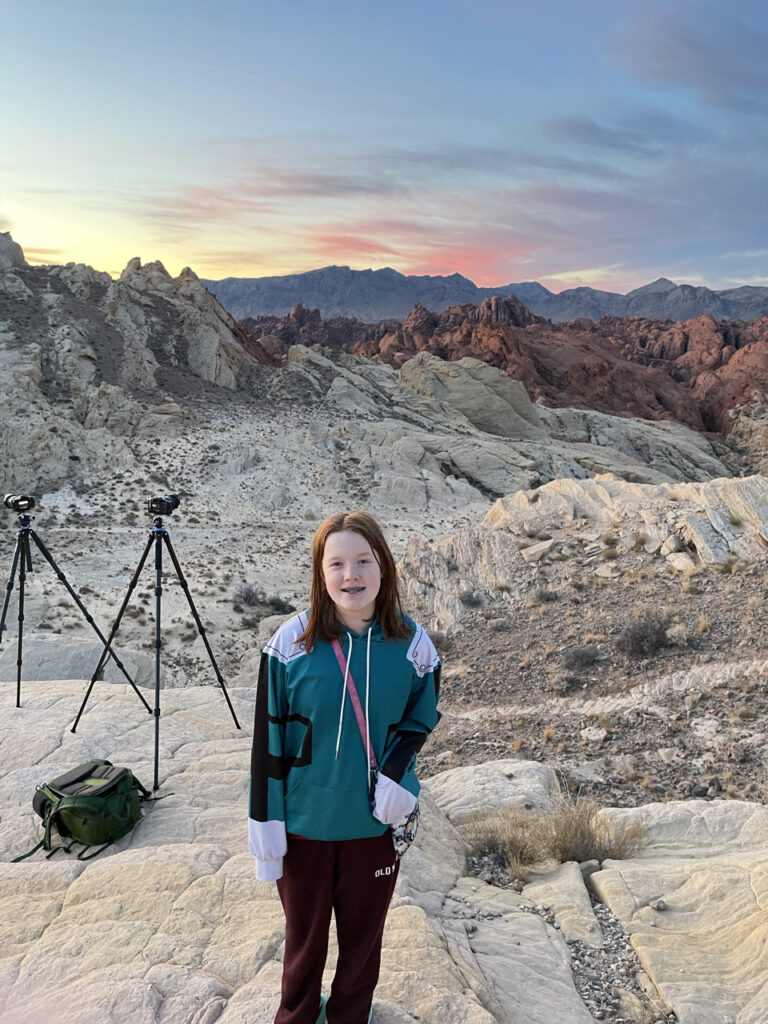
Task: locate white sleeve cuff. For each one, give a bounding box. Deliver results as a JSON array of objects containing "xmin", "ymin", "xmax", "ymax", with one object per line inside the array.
[
  {"xmin": 255, "ymin": 857, "xmax": 284, "ymax": 882},
  {"xmin": 372, "ymin": 773, "xmax": 418, "ymax": 825},
  {"xmin": 249, "ymin": 817, "xmax": 287, "ymax": 859}
]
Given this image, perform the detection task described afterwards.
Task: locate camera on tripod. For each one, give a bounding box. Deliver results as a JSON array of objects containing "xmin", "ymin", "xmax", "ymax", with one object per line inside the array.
[
  {"xmin": 146, "ymin": 494, "xmax": 180, "ymax": 517},
  {"xmin": 4, "ymin": 494, "xmax": 35, "ymax": 513}
]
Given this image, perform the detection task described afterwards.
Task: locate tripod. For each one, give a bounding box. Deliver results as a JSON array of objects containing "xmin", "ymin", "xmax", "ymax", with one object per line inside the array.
[
  {"xmin": 71, "ymin": 514, "xmax": 241, "ymax": 790},
  {"xmin": 0, "ymin": 511, "xmax": 146, "ymax": 710}
]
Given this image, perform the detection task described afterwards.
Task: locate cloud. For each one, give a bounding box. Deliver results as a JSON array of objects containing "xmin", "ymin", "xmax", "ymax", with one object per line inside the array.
[
  {"xmin": 722, "ymin": 249, "xmax": 768, "ymax": 260},
  {"xmin": 546, "ymin": 116, "xmax": 659, "ymax": 156},
  {"xmin": 381, "ymin": 141, "xmax": 628, "ymax": 185},
  {"xmin": 124, "ymin": 167, "xmax": 405, "ymax": 244},
  {"xmin": 23, "ymin": 247, "xmax": 67, "ymax": 262},
  {"xmin": 725, "ymin": 275, "xmax": 768, "ymax": 287},
  {"xmin": 543, "ymin": 264, "xmax": 627, "ymax": 289},
  {"xmin": 383, "ymin": 142, "xmax": 517, "ymax": 174},
  {"xmin": 618, "ymin": 1, "xmax": 768, "ymax": 114},
  {"xmin": 545, "ymin": 110, "xmax": 710, "ymax": 157},
  {"xmin": 188, "ymin": 249, "xmax": 272, "ymax": 274},
  {"xmin": 311, "ymin": 232, "xmax": 402, "ymax": 260},
  {"xmin": 253, "ymin": 168, "xmax": 404, "ymax": 199}
]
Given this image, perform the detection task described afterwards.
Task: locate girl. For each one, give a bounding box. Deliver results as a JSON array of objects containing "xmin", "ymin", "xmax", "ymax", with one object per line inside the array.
[{"xmin": 249, "ymin": 511, "xmax": 441, "ymax": 1024}]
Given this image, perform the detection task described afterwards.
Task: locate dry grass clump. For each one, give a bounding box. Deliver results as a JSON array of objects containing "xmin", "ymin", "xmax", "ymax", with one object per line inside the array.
[{"xmin": 460, "ymin": 796, "xmax": 649, "ymax": 881}]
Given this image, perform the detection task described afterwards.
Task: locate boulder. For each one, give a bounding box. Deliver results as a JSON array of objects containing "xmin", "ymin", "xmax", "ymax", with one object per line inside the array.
[
  {"xmin": 593, "ymin": 800, "xmax": 768, "ymax": 1024},
  {"xmin": 424, "ymin": 759, "xmax": 559, "ymax": 824},
  {"xmin": 0, "ymin": 232, "xmax": 27, "ymax": 270}
]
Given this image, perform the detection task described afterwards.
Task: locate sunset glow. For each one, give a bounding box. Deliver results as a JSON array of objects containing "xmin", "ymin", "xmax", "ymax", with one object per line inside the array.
[{"xmin": 4, "ymin": 0, "xmax": 767, "ymax": 293}]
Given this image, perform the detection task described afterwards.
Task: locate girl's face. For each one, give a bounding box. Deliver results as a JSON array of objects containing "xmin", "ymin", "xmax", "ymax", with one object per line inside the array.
[{"xmin": 322, "ymin": 529, "xmax": 382, "ymax": 632}]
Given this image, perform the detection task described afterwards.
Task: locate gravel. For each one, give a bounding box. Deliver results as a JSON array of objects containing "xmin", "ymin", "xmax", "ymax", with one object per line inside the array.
[{"xmin": 466, "ymin": 853, "xmax": 677, "ymax": 1024}]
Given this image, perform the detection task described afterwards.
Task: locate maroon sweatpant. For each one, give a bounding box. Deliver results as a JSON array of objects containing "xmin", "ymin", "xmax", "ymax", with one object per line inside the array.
[{"xmin": 274, "ymin": 831, "xmax": 399, "ymax": 1024}]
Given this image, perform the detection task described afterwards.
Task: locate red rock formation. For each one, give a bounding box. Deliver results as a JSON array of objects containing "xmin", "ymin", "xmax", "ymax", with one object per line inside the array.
[
  {"xmin": 236, "ymin": 294, "xmax": 768, "ymax": 435},
  {"xmin": 366, "ymin": 302, "xmax": 705, "ymax": 429},
  {"xmin": 239, "ymin": 303, "xmax": 393, "ymax": 362},
  {"xmin": 591, "ymin": 315, "xmax": 768, "ymax": 430}
]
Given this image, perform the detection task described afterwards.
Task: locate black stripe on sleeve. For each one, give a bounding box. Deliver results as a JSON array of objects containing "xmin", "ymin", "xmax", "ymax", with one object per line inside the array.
[{"xmin": 249, "ymin": 653, "xmax": 272, "ymax": 821}]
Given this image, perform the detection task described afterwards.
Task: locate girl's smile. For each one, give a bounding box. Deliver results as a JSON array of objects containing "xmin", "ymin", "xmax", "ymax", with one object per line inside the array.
[{"xmin": 322, "ymin": 529, "xmax": 382, "ymax": 632}]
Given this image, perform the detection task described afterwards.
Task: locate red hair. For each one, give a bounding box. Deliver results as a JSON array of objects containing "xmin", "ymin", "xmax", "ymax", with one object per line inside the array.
[{"xmin": 297, "ymin": 511, "xmax": 410, "ymax": 651}]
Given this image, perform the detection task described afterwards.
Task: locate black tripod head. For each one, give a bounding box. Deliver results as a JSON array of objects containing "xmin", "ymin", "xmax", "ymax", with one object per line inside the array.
[
  {"xmin": 4, "ymin": 494, "xmax": 35, "ymax": 514},
  {"xmin": 146, "ymin": 494, "xmax": 180, "ymax": 517}
]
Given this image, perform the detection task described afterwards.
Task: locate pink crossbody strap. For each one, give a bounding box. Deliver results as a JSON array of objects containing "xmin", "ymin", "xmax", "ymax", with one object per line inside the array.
[{"xmin": 331, "ymin": 638, "xmax": 378, "ymax": 771}]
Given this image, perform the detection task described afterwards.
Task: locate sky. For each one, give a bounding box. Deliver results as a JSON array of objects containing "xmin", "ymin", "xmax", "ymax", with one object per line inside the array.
[{"xmin": 2, "ymin": 0, "xmax": 767, "ymax": 292}]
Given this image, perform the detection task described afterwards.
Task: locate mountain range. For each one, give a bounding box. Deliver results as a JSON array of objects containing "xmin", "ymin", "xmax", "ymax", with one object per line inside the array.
[{"xmin": 203, "ymin": 265, "xmax": 768, "ymax": 323}]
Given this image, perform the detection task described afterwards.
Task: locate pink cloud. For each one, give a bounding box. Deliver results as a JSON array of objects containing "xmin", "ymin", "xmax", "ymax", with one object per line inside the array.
[{"xmin": 311, "ymin": 231, "xmax": 403, "ymax": 259}]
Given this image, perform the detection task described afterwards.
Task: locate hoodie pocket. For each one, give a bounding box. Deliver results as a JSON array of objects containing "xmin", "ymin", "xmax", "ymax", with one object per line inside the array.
[{"xmin": 286, "ymin": 780, "xmax": 376, "ymax": 840}]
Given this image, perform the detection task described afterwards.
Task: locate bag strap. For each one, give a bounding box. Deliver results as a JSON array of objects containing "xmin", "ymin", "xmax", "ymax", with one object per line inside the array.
[
  {"xmin": 11, "ymin": 839, "xmax": 45, "ymax": 863},
  {"xmin": 331, "ymin": 638, "xmax": 378, "ymax": 772},
  {"xmin": 133, "ymin": 776, "xmax": 152, "ymax": 801}
]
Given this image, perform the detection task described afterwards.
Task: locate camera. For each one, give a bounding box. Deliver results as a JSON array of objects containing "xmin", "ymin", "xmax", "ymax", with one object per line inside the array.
[
  {"xmin": 146, "ymin": 494, "xmax": 181, "ymax": 517},
  {"xmin": 4, "ymin": 494, "xmax": 35, "ymax": 513}
]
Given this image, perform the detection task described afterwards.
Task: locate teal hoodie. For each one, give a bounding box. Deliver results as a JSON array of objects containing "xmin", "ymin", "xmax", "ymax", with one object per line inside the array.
[{"xmin": 248, "ymin": 610, "xmax": 441, "ymax": 880}]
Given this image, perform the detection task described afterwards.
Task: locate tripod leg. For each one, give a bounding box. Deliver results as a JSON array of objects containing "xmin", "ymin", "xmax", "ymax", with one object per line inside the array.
[
  {"xmin": 71, "ymin": 531, "xmax": 156, "ymax": 733},
  {"xmin": 153, "ymin": 532, "xmax": 163, "ymax": 791},
  {"xmin": 0, "ymin": 536, "xmax": 22, "ymax": 645},
  {"xmin": 161, "ymin": 533, "xmax": 241, "ymax": 730},
  {"xmin": 28, "ymin": 529, "xmax": 148, "ymax": 705},
  {"xmin": 15, "ymin": 533, "xmax": 32, "ymax": 708}
]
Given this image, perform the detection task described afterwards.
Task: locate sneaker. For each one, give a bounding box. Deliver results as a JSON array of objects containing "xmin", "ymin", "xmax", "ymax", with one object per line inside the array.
[{"xmin": 315, "ymin": 994, "xmax": 328, "ymax": 1024}]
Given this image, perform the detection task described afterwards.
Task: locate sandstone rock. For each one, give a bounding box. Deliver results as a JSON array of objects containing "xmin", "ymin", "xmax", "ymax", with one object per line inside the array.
[
  {"xmin": 442, "ymin": 876, "xmax": 594, "ymax": 1023},
  {"xmin": 666, "ymin": 551, "xmax": 697, "ymax": 572},
  {"xmin": 400, "ymin": 474, "xmax": 768, "ymax": 631},
  {"xmin": 0, "ymin": 683, "xmax": 604, "ymax": 1024},
  {"xmin": 520, "ymin": 539, "xmax": 554, "ymax": 563},
  {"xmin": 400, "ymin": 353, "xmax": 546, "ymax": 439},
  {"xmin": 661, "ymin": 535, "xmax": 683, "ymax": 556},
  {"xmin": 0, "ymin": 637, "xmax": 153, "ymax": 687},
  {"xmin": 424, "ymin": 759, "xmax": 559, "ymax": 824},
  {"xmin": 523, "ymin": 861, "xmax": 604, "ymax": 946},
  {"xmin": 593, "ymin": 800, "xmax": 768, "ymax": 1024}
]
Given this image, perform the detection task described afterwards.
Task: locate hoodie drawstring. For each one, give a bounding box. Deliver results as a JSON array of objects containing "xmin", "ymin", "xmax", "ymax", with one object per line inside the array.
[
  {"xmin": 365, "ymin": 626, "xmax": 372, "ymax": 773},
  {"xmin": 334, "ymin": 626, "xmax": 374, "ymax": 792},
  {"xmin": 334, "ymin": 632, "xmax": 353, "ymax": 760}
]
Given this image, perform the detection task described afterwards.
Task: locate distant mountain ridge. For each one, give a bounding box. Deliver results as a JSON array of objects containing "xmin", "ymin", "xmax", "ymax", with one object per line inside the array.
[{"xmin": 203, "ymin": 266, "xmax": 768, "ymax": 323}]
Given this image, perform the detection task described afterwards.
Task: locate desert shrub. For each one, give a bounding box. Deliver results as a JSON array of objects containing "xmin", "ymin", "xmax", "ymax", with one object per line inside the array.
[
  {"xmin": 534, "ymin": 588, "xmax": 559, "ymax": 603},
  {"xmin": 267, "ymin": 595, "xmax": 296, "ymax": 615},
  {"xmin": 234, "ymin": 583, "xmax": 261, "ymax": 606},
  {"xmin": 616, "ymin": 611, "xmax": 670, "ymax": 657},
  {"xmin": 717, "ymin": 556, "xmax": 739, "ymax": 574},
  {"xmin": 459, "ymin": 795, "xmax": 648, "ymax": 879},
  {"xmin": 234, "ymin": 583, "xmax": 295, "ymax": 616},
  {"xmin": 561, "ymin": 645, "xmax": 598, "ymax": 669}
]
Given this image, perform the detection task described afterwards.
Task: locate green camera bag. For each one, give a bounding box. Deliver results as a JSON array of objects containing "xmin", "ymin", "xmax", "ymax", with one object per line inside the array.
[{"xmin": 16, "ymin": 759, "xmax": 150, "ymax": 861}]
